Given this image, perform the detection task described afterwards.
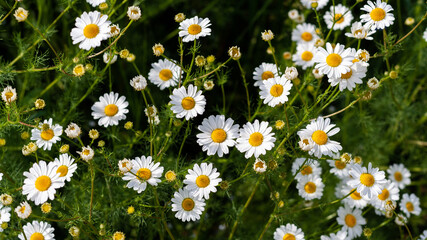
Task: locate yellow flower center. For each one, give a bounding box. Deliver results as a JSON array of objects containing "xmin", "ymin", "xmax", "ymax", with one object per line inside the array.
[
  {"xmin": 345, "ymin": 214, "xmax": 357, "ymax": 227},
  {"xmin": 301, "ymin": 165, "xmax": 313, "ymax": 175},
  {"xmin": 283, "ymin": 233, "xmax": 296, "ymax": 240},
  {"xmin": 335, "ymin": 160, "xmax": 346, "ymax": 169},
  {"xmin": 352, "ymin": 58, "xmax": 360, "ymax": 63},
  {"xmin": 301, "ymin": 32, "xmax": 313, "ymax": 41},
  {"xmin": 211, "ymin": 129, "xmax": 227, "ymax": 143},
  {"xmin": 350, "ymin": 189, "xmax": 362, "ymax": 200},
  {"xmin": 406, "ymin": 202, "xmax": 414, "ymax": 212},
  {"xmin": 188, "ymin": 24, "xmax": 202, "ymax": 35},
  {"xmin": 378, "ymin": 188, "xmax": 389, "ymax": 201},
  {"xmin": 249, "ymin": 132, "xmax": 263, "ymax": 147},
  {"xmin": 104, "ymin": 104, "xmax": 119, "ymax": 117},
  {"xmin": 341, "ymin": 69, "xmax": 353, "ymax": 79},
  {"xmin": 83, "ymin": 149, "xmax": 90, "ymax": 155},
  {"xmin": 136, "ymin": 168, "xmax": 151, "ymax": 181},
  {"xmin": 56, "ymin": 165, "xmax": 69, "ymax": 177},
  {"xmin": 255, "ymin": 161, "xmax": 264, "ymax": 169},
  {"xmin": 304, "ymin": 182, "xmax": 317, "ymax": 193},
  {"xmin": 270, "ymin": 84, "xmax": 284, "ymax": 97},
  {"xmin": 196, "ymin": 175, "xmax": 210, "ymax": 188},
  {"xmin": 394, "ymin": 171, "xmax": 403, "ymax": 182},
  {"xmin": 41, "ymin": 129, "xmax": 54, "ymax": 141},
  {"xmin": 20, "ymin": 206, "xmax": 26, "ymax": 213},
  {"xmin": 5, "ymin": 92, "xmax": 14, "ymax": 101},
  {"xmin": 334, "ymin": 13, "xmax": 345, "ymax": 24},
  {"xmin": 83, "ymin": 24, "xmax": 100, "ymax": 39},
  {"xmin": 159, "ymin": 69, "xmax": 173, "ymax": 81},
  {"xmin": 370, "ymin": 8, "xmax": 386, "ymax": 21},
  {"xmin": 261, "ymin": 71, "xmax": 275, "ymax": 80},
  {"xmin": 30, "ymin": 232, "xmax": 45, "ymax": 240},
  {"xmin": 311, "ymin": 130, "xmax": 328, "ymax": 145},
  {"xmin": 326, "ymin": 53, "xmax": 342, "ymax": 67},
  {"xmin": 360, "ymin": 173, "xmax": 375, "ymax": 187},
  {"xmin": 181, "ymin": 97, "xmax": 196, "ymax": 110},
  {"xmin": 35, "ymin": 175, "xmax": 52, "ymax": 191},
  {"xmin": 182, "ymin": 198, "xmax": 195, "ymax": 211},
  {"xmin": 301, "ymin": 51, "xmax": 313, "ymax": 61}
]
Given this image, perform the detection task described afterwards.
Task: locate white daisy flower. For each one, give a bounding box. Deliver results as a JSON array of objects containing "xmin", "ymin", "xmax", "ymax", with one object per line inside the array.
[
  {"xmin": 323, "ymin": 4, "xmax": 353, "ymax": 30},
  {"xmin": 345, "ymin": 22, "xmax": 375, "ymax": 40},
  {"xmin": 320, "ymin": 230, "xmax": 348, "ymax": 240},
  {"xmin": 1, "ymin": 86, "xmax": 17, "ymax": 104},
  {"xmin": 15, "ymin": 201, "xmax": 32, "ymax": 219},
  {"xmin": 148, "ymin": 59, "xmax": 182, "ymax": 90},
  {"xmin": 419, "ymin": 230, "xmax": 427, "ymax": 240},
  {"xmin": 22, "ymin": 161, "xmax": 65, "ymax": 205},
  {"xmin": 300, "ymin": 0, "xmax": 329, "ymax": 10},
  {"xmin": 292, "ymin": 158, "xmax": 322, "ymax": 181},
  {"xmin": 118, "ymin": 158, "xmax": 133, "ymax": 173},
  {"xmin": 178, "ymin": 16, "xmax": 211, "ymax": 42},
  {"xmin": 235, "ymin": 120, "xmax": 276, "ymax": 159},
  {"xmin": 30, "ymin": 118, "xmax": 63, "ymax": 151},
  {"xmin": 284, "ymin": 67, "xmax": 299, "ymax": 80},
  {"xmin": 367, "ymin": 77, "xmax": 380, "ymax": 90},
  {"xmin": 336, "ymin": 205, "xmax": 366, "ymax": 239},
  {"xmin": 252, "ymin": 63, "xmax": 279, "ymax": 87},
  {"xmin": 424, "ymin": 28, "xmax": 427, "ymax": 42},
  {"xmin": 103, "ymin": 52, "xmax": 118, "ymax": 64},
  {"xmin": 122, "ymin": 156, "xmax": 164, "ymax": 193},
  {"xmin": 297, "ymin": 175, "xmax": 324, "ymax": 200},
  {"xmin": 52, "ymin": 153, "xmax": 78, "ymax": 182},
  {"xmin": 314, "ymin": 43, "xmax": 354, "ymax": 79},
  {"xmin": 110, "ymin": 24, "xmax": 120, "ymax": 37},
  {"xmin": 259, "ymin": 75, "xmax": 293, "ymax": 107},
  {"xmin": 65, "ymin": 122, "xmax": 81, "ymax": 139},
  {"xmin": 70, "ymin": 11, "xmax": 111, "ymax": 50},
  {"xmin": 297, "ymin": 117, "xmax": 342, "ymax": 158},
  {"xmin": 288, "ymin": 10, "xmax": 300, "ymax": 21},
  {"xmin": 273, "ymin": 223, "xmax": 305, "ymax": 240},
  {"xmin": 395, "ymin": 213, "xmax": 408, "ymax": 226},
  {"xmin": 0, "ymin": 194, "xmax": 12, "ymax": 206},
  {"xmin": 169, "ymin": 84, "xmax": 206, "ymax": 120},
  {"xmin": 0, "ymin": 204, "xmax": 11, "ymax": 229},
  {"xmin": 400, "ymin": 193, "xmax": 421, "ymax": 217},
  {"xmin": 253, "ymin": 158, "xmax": 267, "ymax": 173},
  {"xmin": 341, "ymin": 183, "xmax": 369, "ymax": 209},
  {"xmin": 354, "ymin": 49, "xmax": 370, "ymax": 67},
  {"xmin": 130, "ymin": 75, "xmax": 147, "ymax": 91},
  {"xmin": 370, "ymin": 180, "xmax": 399, "ymax": 212},
  {"xmin": 328, "ymin": 61, "xmax": 367, "ymax": 91},
  {"xmin": 91, "ymin": 92, "xmax": 129, "ymax": 127},
  {"xmin": 183, "ymin": 163, "xmax": 222, "ymax": 200},
  {"xmin": 293, "ymin": 43, "xmax": 317, "ymax": 70},
  {"xmin": 86, "ymin": 0, "xmax": 105, "ymax": 7},
  {"xmin": 387, "ymin": 163, "xmax": 411, "ymax": 189},
  {"xmin": 0, "ymin": 172, "xmax": 2, "ymax": 182},
  {"xmin": 347, "ymin": 162, "xmax": 387, "ymax": 199},
  {"xmin": 171, "ymin": 188, "xmax": 205, "ymax": 222},
  {"xmin": 18, "ymin": 220, "xmax": 55, "ymax": 240},
  {"xmin": 77, "ymin": 146, "xmax": 94, "ymax": 162},
  {"xmin": 360, "ymin": 0, "xmax": 395, "ymax": 30},
  {"xmin": 196, "ymin": 115, "xmax": 239, "ymax": 157},
  {"xmin": 327, "ymin": 159, "xmax": 352, "ymax": 179},
  {"xmin": 298, "ymin": 136, "xmax": 315, "ymax": 151},
  {"xmin": 127, "ymin": 6, "xmax": 141, "ymax": 20},
  {"xmin": 291, "ymin": 23, "xmax": 319, "ymax": 45}
]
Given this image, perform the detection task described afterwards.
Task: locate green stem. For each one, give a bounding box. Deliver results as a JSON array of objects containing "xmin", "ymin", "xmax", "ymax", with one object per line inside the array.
[
  {"xmin": 0, "ymin": 1, "xmax": 18, "ymax": 25},
  {"xmin": 237, "ymin": 60, "xmax": 251, "ymax": 121}
]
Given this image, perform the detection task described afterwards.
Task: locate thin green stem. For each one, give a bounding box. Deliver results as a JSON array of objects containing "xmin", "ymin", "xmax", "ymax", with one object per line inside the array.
[
  {"xmin": 237, "ymin": 60, "xmax": 251, "ymax": 121},
  {"xmin": 0, "ymin": 1, "xmax": 18, "ymax": 24},
  {"xmin": 176, "ymin": 120, "xmax": 191, "ymax": 171}
]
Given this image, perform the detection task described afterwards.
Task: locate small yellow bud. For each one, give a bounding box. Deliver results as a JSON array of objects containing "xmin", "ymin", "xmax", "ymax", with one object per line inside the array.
[
  {"xmin": 389, "ymin": 71, "xmax": 398, "ymax": 79},
  {"xmin": 282, "ymin": 51, "xmax": 292, "ymax": 60},
  {"xmin": 21, "ymin": 132, "xmax": 30, "ymax": 140},
  {"xmin": 124, "ymin": 121, "xmax": 133, "ymax": 130},
  {"xmin": 126, "ymin": 53, "xmax": 136, "ymax": 62},
  {"xmin": 85, "ymin": 63, "xmax": 93, "ymax": 71},
  {"xmin": 35, "ymin": 99, "xmax": 46, "ymax": 109},
  {"xmin": 98, "ymin": 140, "xmax": 105, "ymax": 147},
  {"xmin": 152, "ymin": 43, "xmax": 165, "ymax": 57},
  {"xmin": 219, "ymin": 180, "xmax": 229, "ymax": 190},
  {"xmin": 0, "ymin": 139, "xmax": 6, "ymax": 147},
  {"xmin": 99, "ymin": 2, "xmax": 108, "ymax": 10},
  {"xmin": 311, "ymin": 2, "xmax": 318, "ymax": 8},
  {"xmin": 207, "ymin": 55, "xmax": 215, "ymax": 63},
  {"xmin": 127, "ymin": 206, "xmax": 135, "ymax": 214},
  {"xmin": 59, "ymin": 144, "xmax": 69, "ymax": 153},
  {"xmin": 73, "ymin": 64, "xmax": 85, "ymax": 77},
  {"xmin": 41, "ymin": 202, "xmax": 52, "ymax": 214},
  {"xmin": 165, "ymin": 170, "xmax": 177, "ymax": 182},
  {"xmin": 120, "ymin": 49, "xmax": 130, "ymax": 59},
  {"xmin": 195, "ymin": 55, "xmax": 206, "ymax": 67},
  {"xmin": 174, "ymin": 13, "xmax": 186, "ymax": 22},
  {"xmin": 89, "ymin": 129, "xmax": 99, "ymax": 139}
]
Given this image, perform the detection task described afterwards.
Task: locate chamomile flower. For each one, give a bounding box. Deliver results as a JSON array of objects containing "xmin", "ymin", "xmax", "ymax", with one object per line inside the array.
[
  {"xmin": 387, "ymin": 163, "xmax": 411, "ymax": 189},
  {"xmin": 118, "ymin": 159, "xmax": 133, "ymax": 173},
  {"xmin": 320, "ymin": 230, "xmax": 348, "ymax": 240},
  {"xmin": 171, "ymin": 188, "xmax": 205, "ymax": 222},
  {"xmin": 323, "ymin": 4, "xmax": 353, "ymax": 30},
  {"xmin": 345, "ymin": 22, "xmax": 375, "ymax": 40},
  {"xmin": 15, "ymin": 201, "xmax": 32, "ymax": 219},
  {"xmin": 169, "ymin": 84, "xmax": 206, "ymax": 120},
  {"xmin": 400, "ymin": 193, "xmax": 421, "ymax": 217},
  {"xmin": 52, "ymin": 153, "xmax": 77, "ymax": 182},
  {"xmin": 103, "ymin": 52, "xmax": 117, "ymax": 64},
  {"xmin": 1, "ymin": 86, "xmax": 17, "ymax": 104},
  {"xmin": 91, "ymin": 92, "xmax": 129, "ymax": 127},
  {"xmin": 370, "ymin": 180, "xmax": 399, "ymax": 212},
  {"xmin": 0, "ymin": 204, "xmax": 11, "ymax": 228},
  {"xmin": 348, "ymin": 162, "xmax": 387, "ymax": 199},
  {"xmin": 300, "ymin": 0, "xmax": 329, "ymax": 9},
  {"xmin": 22, "ymin": 161, "xmax": 65, "ymax": 205},
  {"xmin": 86, "ymin": 0, "xmax": 105, "ymax": 7},
  {"xmin": 273, "ymin": 223, "xmax": 305, "ymax": 240},
  {"xmin": 314, "ymin": 43, "xmax": 354, "ymax": 79},
  {"xmin": 130, "ymin": 75, "xmax": 147, "ymax": 91},
  {"xmin": 292, "ymin": 158, "xmax": 322, "ymax": 181},
  {"xmin": 293, "ymin": 43, "xmax": 317, "ymax": 70},
  {"xmin": 341, "ymin": 183, "xmax": 369, "ymax": 209},
  {"xmin": 196, "ymin": 115, "xmax": 240, "ymax": 157},
  {"xmin": 424, "ymin": 28, "xmax": 427, "ymax": 42},
  {"xmin": 178, "ymin": 16, "xmax": 211, "ymax": 42},
  {"xmin": 122, "ymin": 156, "xmax": 164, "ymax": 193},
  {"xmin": 252, "ymin": 63, "xmax": 279, "ymax": 87},
  {"xmin": 419, "ymin": 230, "xmax": 427, "ymax": 240},
  {"xmin": 65, "ymin": 122, "xmax": 81, "ymax": 139},
  {"xmin": 70, "ymin": 11, "xmax": 111, "ymax": 50},
  {"xmin": 259, "ymin": 75, "xmax": 293, "ymax": 107},
  {"xmin": 328, "ymin": 159, "xmax": 352, "ymax": 179},
  {"xmin": 236, "ymin": 120, "xmax": 276, "ymax": 159},
  {"xmin": 183, "ymin": 163, "xmax": 222, "ymax": 200},
  {"xmin": 291, "ymin": 23, "xmax": 319, "ymax": 45},
  {"xmin": 360, "ymin": 0, "xmax": 395, "ymax": 30},
  {"xmin": 18, "ymin": 221, "xmax": 55, "ymax": 240},
  {"xmin": 336, "ymin": 205, "xmax": 366, "ymax": 239},
  {"xmin": 297, "ymin": 175, "xmax": 324, "ymax": 200},
  {"xmin": 253, "ymin": 158, "xmax": 267, "ymax": 173},
  {"xmin": 328, "ymin": 62, "xmax": 367, "ymax": 91},
  {"xmin": 148, "ymin": 59, "xmax": 182, "ymax": 90},
  {"xmin": 30, "ymin": 118, "xmax": 63, "ymax": 151},
  {"xmin": 297, "ymin": 117, "xmax": 342, "ymax": 158},
  {"xmin": 77, "ymin": 146, "xmax": 94, "ymax": 162}
]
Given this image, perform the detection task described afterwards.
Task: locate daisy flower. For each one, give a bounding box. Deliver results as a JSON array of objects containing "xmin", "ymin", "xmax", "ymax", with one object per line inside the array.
[
  {"xmin": 273, "ymin": 223, "xmax": 305, "ymax": 240},
  {"xmin": 300, "ymin": 0, "xmax": 329, "ymax": 10},
  {"xmin": 122, "ymin": 156, "xmax": 164, "ymax": 193},
  {"xmin": 345, "ymin": 22, "xmax": 375, "ymax": 40},
  {"xmin": 1, "ymin": 86, "xmax": 17, "ymax": 104},
  {"xmin": 360, "ymin": 0, "xmax": 395, "ymax": 30},
  {"xmin": 387, "ymin": 163, "xmax": 411, "ymax": 189},
  {"xmin": 252, "ymin": 63, "xmax": 279, "ymax": 87},
  {"xmin": 236, "ymin": 120, "xmax": 276, "ymax": 159},
  {"xmin": 18, "ymin": 221, "xmax": 55, "ymax": 240},
  {"xmin": 0, "ymin": 204, "xmax": 11, "ymax": 229},
  {"xmin": 370, "ymin": 180, "xmax": 399, "ymax": 212},
  {"xmin": 178, "ymin": 16, "xmax": 211, "ymax": 42},
  {"xmin": 91, "ymin": 92, "xmax": 129, "ymax": 127},
  {"xmin": 183, "ymin": 163, "xmax": 222, "ymax": 200},
  {"xmin": 400, "ymin": 193, "xmax": 421, "ymax": 217},
  {"xmin": 314, "ymin": 43, "xmax": 354, "ymax": 79},
  {"xmin": 297, "ymin": 175, "xmax": 325, "ymax": 200},
  {"xmin": 323, "ymin": 4, "xmax": 353, "ymax": 30},
  {"xmin": 15, "ymin": 201, "xmax": 32, "ymax": 219},
  {"xmin": 419, "ymin": 230, "xmax": 427, "ymax": 240},
  {"xmin": 118, "ymin": 159, "xmax": 133, "ymax": 173},
  {"xmin": 196, "ymin": 115, "xmax": 240, "ymax": 157},
  {"xmin": 86, "ymin": 0, "xmax": 105, "ymax": 7},
  {"xmin": 297, "ymin": 117, "xmax": 342, "ymax": 158},
  {"xmin": 336, "ymin": 205, "xmax": 366, "ymax": 239},
  {"xmin": 30, "ymin": 118, "xmax": 63, "ymax": 151},
  {"xmin": 328, "ymin": 61, "xmax": 367, "ymax": 91},
  {"xmin": 65, "ymin": 122, "xmax": 81, "ymax": 139},
  {"xmin": 327, "ymin": 159, "xmax": 352, "ymax": 179},
  {"xmin": 259, "ymin": 75, "xmax": 293, "ymax": 107},
  {"xmin": 70, "ymin": 11, "xmax": 111, "ymax": 50},
  {"xmin": 291, "ymin": 23, "xmax": 319, "ymax": 45},
  {"xmin": 348, "ymin": 162, "xmax": 387, "ymax": 199},
  {"xmin": 253, "ymin": 158, "xmax": 267, "ymax": 173},
  {"xmin": 0, "ymin": 194, "xmax": 12, "ymax": 206},
  {"xmin": 148, "ymin": 59, "xmax": 182, "ymax": 90},
  {"xmin": 169, "ymin": 84, "xmax": 206, "ymax": 120},
  {"xmin": 291, "ymin": 158, "xmax": 322, "ymax": 181},
  {"xmin": 292, "ymin": 43, "xmax": 317, "ymax": 70},
  {"xmin": 77, "ymin": 146, "xmax": 94, "ymax": 162},
  {"xmin": 171, "ymin": 188, "xmax": 206, "ymax": 222},
  {"xmin": 103, "ymin": 52, "xmax": 117, "ymax": 64},
  {"xmin": 320, "ymin": 230, "xmax": 348, "ymax": 240},
  {"xmin": 341, "ymin": 183, "xmax": 369, "ymax": 209},
  {"xmin": 424, "ymin": 28, "xmax": 427, "ymax": 42},
  {"xmin": 52, "ymin": 153, "xmax": 78, "ymax": 182}
]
